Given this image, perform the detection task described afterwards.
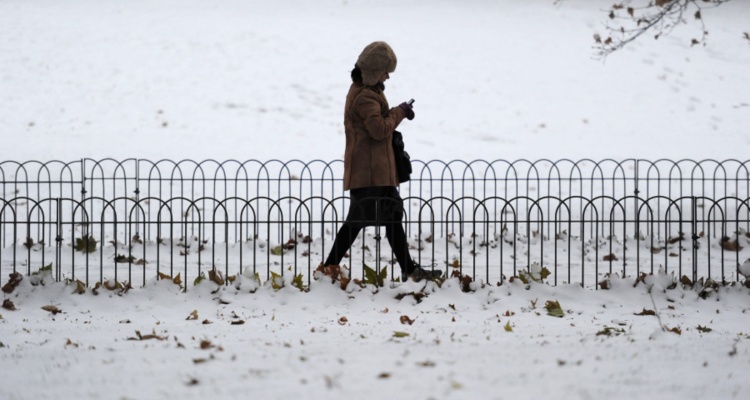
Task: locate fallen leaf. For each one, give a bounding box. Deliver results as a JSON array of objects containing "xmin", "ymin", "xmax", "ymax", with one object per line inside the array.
[
  {"xmin": 544, "ymin": 300, "xmax": 564, "ymax": 318},
  {"xmin": 199, "ymin": 340, "xmax": 213, "ymax": 350},
  {"xmin": 127, "ymin": 330, "xmax": 166, "ymax": 341},
  {"xmin": 42, "ymin": 305, "xmax": 62, "ymax": 315},
  {"xmin": 2, "ymin": 299, "xmax": 16, "ymax": 311},
  {"xmin": 720, "ymin": 237, "xmax": 742, "ymax": 252},
  {"xmin": 597, "ymin": 326, "xmax": 625, "ymax": 336},
  {"xmin": 209, "ymin": 269, "xmax": 224, "ymax": 285},
  {"xmin": 2, "ymin": 272, "xmax": 23, "ymax": 294},
  {"xmin": 395, "ymin": 291, "xmax": 426, "ymax": 303},
  {"xmin": 72, "ymin": 280, "xmax": 87, "ymax": 295}
]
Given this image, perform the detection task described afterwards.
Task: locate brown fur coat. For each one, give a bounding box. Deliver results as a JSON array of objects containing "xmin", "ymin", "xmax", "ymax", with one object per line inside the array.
[{"xmin": 342, "ymin": 83, "xmax": 407, "ymax": 191}]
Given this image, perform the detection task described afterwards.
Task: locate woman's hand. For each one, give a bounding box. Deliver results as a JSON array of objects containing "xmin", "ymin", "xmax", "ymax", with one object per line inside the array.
[{"xmin": 399, "ymin": 102, "xmax": 415, "ymax": 120}]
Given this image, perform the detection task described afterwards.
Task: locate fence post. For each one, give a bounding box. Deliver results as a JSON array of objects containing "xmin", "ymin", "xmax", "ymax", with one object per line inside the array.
[
  {"xmin": 691, "ymin": 196, "xmax": 699, "ymax": 283},
  {"xmin": 80, "ymin": 158, "xmax": 87, "ymax": 202},
  {"xmin": 134, "ymin": 159, "xmax": 140, "ymax": 237},
  {"xmin": 634, "ymin": 160, "xmax": 641, "ymax": 267},
  {"xmin": 55, "ymin": 197, "xmax": 62, "ymax": 282}
]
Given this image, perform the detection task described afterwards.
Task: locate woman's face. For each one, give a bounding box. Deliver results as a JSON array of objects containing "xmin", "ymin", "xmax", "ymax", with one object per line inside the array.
[{"xmin": 379, "ymin": 72, "xmax": 390, "ymax": 83}]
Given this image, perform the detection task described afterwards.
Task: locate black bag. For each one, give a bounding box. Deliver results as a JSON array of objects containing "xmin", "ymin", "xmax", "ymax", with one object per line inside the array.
[{"xmin": 392, "ymin": 130, "xmax": 412, "ymax": 183}]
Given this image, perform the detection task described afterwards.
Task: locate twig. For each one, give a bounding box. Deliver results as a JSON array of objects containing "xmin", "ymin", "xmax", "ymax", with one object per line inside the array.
[
  {"xmin": 593, "ymin": 0, "xmax": 732, "ymax": 58},
  {"xmin": 647, "ymin": 284, "xmax": 667, "ymax": 331}
]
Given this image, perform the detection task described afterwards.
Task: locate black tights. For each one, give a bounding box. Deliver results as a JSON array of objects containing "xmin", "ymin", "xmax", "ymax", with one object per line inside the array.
[{"xmin": 324, "ymin": 186, "xmax": 414, "ymax": 274}]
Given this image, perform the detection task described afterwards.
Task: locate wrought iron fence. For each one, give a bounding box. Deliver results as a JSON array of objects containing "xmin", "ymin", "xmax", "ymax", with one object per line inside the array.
[{"xmin": 2, "ymin": 158, "xmax": 749, "ymax": 289}]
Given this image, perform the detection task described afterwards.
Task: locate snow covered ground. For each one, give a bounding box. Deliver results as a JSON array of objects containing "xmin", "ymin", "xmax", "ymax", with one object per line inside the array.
[
  {"xmin": 1, "ymin": 0, "xmax": 749, "ymax": 399},
  {"xmin": 1, "ymin": 270, "xmax": 749, "ymax": 399}
]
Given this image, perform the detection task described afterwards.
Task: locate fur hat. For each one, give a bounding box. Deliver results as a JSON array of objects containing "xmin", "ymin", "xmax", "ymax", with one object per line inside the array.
[{"xmin": 356, "ymin": 41, "xmax": 397, "ymax": 86}]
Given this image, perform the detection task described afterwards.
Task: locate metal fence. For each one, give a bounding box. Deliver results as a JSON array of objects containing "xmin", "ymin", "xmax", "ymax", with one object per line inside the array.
[{"xmin": 2, "ymin": 158, "xmax": 750, "ymax": 289}]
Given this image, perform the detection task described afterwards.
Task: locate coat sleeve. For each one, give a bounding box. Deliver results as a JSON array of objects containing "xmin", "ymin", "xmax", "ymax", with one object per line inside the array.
[{"xmin": 355, "ymin": 90, "xmax": 405, "ymax": 141}]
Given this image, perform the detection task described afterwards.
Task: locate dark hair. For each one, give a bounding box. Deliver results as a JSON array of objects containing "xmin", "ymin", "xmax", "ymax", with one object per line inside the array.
[
  {"xmin": 351, "ymin": 64, "xmax": 385, "ymax": 90},
  {"xmin": 351, "ymin": 65, "xmax": 363, "ymax": 84}
]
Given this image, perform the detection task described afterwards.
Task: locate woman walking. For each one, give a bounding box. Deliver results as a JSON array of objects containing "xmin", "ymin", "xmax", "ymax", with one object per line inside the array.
[{"xmin": 322, "ymin": 41, "xmax": 442, "ymax": 282}]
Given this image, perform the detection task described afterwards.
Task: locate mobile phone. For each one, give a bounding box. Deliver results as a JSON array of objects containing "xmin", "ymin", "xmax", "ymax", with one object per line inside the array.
[{"xmin": 407, "ymin": 99, "xmax": 415, "ymax": 105}]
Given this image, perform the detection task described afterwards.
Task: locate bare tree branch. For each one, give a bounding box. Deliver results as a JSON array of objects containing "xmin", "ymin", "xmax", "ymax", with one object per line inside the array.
[{"xmin": 589, "ymin": 0, "xmax": 732, "ymax": 58}]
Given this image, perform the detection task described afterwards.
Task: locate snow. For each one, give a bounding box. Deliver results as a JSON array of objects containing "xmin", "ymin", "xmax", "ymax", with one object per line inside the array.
[
  {"xmin": 1, "ymin": 0, "xmax": 749, "ymax": 399},
  {"xmin": 2, "ymin": 270, "xmax": 749, "ymax": 399},
  {"xmin": 3, "ymin": 0, "xmax": 749, "ymax": 162}
]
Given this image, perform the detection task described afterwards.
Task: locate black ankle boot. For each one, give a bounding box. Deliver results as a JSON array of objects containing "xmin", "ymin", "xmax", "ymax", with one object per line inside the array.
[{"xmin": 402, "ymin": 264, "xmax": 443, "ymax": 282}]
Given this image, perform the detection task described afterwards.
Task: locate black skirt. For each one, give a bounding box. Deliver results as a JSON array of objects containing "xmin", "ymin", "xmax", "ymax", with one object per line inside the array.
[{"xmin": 345, "ymin": 186, "xmax": 404, "ymax": 226}]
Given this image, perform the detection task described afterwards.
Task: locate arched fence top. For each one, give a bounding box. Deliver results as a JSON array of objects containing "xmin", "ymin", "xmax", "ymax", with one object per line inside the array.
[{"xmin": 2, "ymin": 190, "xmax": 749, "ymax": 288}]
